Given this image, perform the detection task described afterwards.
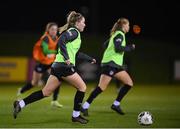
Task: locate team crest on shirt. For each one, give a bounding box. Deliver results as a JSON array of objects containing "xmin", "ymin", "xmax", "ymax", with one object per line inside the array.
[
  {"xmin": 115, "ymin": 38, "xmax": 122, "ymax": 42},
  {"xmin": 109, "ymin": 70, "xmax": 114, "ymax": 75}
]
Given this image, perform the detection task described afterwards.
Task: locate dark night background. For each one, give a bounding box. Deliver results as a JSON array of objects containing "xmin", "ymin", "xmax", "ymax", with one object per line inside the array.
[
  {"xmin": 0, "ymin": 0, "xmax": 179, "ymax": 38},
  {"xmin": 0, "ymin": 0, "xmax": 180, "ymax": 83}
]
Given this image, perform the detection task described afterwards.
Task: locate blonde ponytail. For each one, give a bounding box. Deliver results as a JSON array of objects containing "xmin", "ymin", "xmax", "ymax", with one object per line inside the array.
[
  {"xmin": 59, "ymin": 23, "xmax": 69, "ymax": 34},
  {"xmin": 67, "ymin": 11, "xmax": 77, "ymax": 23},
  {"xmin": 110, "ymin": 21, "xmax": 120, "ymax": 36}
]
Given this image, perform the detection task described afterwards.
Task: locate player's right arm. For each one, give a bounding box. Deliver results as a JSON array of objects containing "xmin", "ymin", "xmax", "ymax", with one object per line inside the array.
[{"xmin": 113, "ymin": 34, "xmax": 135, "ymax": 53}]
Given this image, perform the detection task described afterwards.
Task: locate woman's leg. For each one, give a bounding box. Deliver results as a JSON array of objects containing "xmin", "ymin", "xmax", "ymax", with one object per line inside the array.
[
  {"xmin": 81, "ymin": 74, "xmax": 112, "ymax": 116},
  {"xmin": 111, "ymin": 71, "xmax": 133, "ymax": 115},
  {"xmin": 19, "ymin": 71, "xmax": 42, "ymax": 94},
  {"xmin": 51, "ymin": 85, "xmax": 63, "ymax": 108},
  {"xmin": 13, "ymin": 75, "xmax": 60, "ymax": 119},
  {"xmin": 45, "ymin": 69, "xmax": 63, "ymax": 108},
  {"xmin": 62, "ymin": 73, "xmax": 88, "ymax": 124},
  {"xmin": 52, "ymin": 86, "xmax": 60, "ymax": 101}
]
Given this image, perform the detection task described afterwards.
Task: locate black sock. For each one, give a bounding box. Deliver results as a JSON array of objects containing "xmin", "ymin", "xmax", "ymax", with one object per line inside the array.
[
  {"xmin": 116, "ymin": 84, "xmax": 132, "ymax": 102},
  {"xmin": 53, "ymin": 86, "xmax": 60, "ymax": 101},
  {"xmin": 23, "ymin": 90, "xmax": 44, "ymax": 106},
  {"xmin": 87, "ymin": 86, "xmax": 102, "ymax": 104},
  {"xmin": 20, "ymin": 82, "xmax": 33, "ymax": 93},
  {"xmin": 73, "ymin": 91, "xmax": 85, "ymax": 111}
]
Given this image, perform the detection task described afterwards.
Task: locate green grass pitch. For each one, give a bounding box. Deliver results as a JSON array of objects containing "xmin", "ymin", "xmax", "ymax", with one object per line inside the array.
[{"xmin": 0, "ymin": 83, "xmax": 180, "ymax": 128}]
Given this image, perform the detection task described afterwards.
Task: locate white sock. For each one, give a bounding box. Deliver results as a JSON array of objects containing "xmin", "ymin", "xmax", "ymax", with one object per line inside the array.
[
  {"xmin": 72, "ymin": 110, "xmax": 80, "ymax": 118},
  {"xmin": 113, "ymin": 100, "xmax": 120, "ymax": 106},
  {"xmin": 19, "ymin": 100, "xmax": 25, "ymax": 108},
  {"xmin": 82, "ymin": 101, "xmax": 90, "ymax": 109}
]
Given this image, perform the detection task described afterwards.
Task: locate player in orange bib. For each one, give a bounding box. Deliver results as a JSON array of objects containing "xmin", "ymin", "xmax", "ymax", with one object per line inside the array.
[{"xmin": 17, "ymin": 22, "xmax": 63, "ymax": 108}]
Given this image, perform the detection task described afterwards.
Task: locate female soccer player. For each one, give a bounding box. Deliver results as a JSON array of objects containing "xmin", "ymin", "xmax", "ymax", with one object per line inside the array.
[
  {"xmin": 81, "ymin": 18, "xmax": 135, "ymax": 116},
  {"xmin": 17, "ymin": 22, "xmax": 63, "ymax": 108},
  {"xmin": 13, "ymin": 11, "xmax": 96, "ymax": 124}
]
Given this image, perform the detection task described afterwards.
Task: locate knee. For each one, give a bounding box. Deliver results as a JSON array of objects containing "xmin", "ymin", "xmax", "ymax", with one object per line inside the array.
[
  {"xmin": 31, "ymin": 80, "xmax": 38, "ymax": 86},
  {"xmin": 122, "ymin": 77, "xmax": 133, "ymax": 87},
  {"xmin": 42, "ymin": 89, "xmax": 52, "ymax": 97},
  {"xmin": 99, "ymin": 85, "xmax": 106, "ymax": 91},
  {"xmin": 78, "ymin": 84, "xmax": 86, "ymax": 92},
  {"xmin": 126, "ymin": 80, "xmax": 133, "ymax": 87},
  {"xmin": 98, "ymin": 83, "xmax": 107, "ymax": 91}
]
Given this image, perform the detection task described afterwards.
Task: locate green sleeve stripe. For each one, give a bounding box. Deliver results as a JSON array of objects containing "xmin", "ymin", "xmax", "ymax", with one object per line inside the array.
[{"xmin": 42, "ymin": 41, "xmax": 57, "ymax": 54}]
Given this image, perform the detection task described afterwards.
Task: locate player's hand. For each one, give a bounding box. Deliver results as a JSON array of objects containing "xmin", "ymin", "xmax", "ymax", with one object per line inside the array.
[
  {"xmin": 65, "ymin": 59, "xmax": 71, "ymax": 65},
  {"xmin": 91, "ymin": 59, "xmax": 96, "ymax": 64}
]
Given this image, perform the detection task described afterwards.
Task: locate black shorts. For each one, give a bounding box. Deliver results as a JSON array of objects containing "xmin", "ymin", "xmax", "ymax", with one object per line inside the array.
[
  {"xmin": 101, "ymin": 65, "xmax": 125, "ymax": 77},
  {"xmin": 34, "ymin": 62, "xmax": 51, "ymax": 73},
  {"xmin": 50, "ymin": 62, "xmax": 76, "ymax": 81}
]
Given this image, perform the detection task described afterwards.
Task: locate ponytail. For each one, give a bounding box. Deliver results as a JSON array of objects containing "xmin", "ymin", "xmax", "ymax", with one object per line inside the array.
[{"xmin": 59, "ymin": 23, "xmax": 68, "ymax": 34}]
